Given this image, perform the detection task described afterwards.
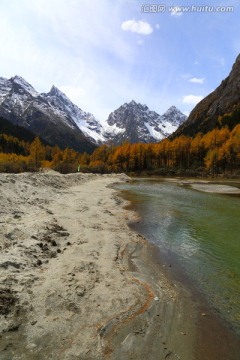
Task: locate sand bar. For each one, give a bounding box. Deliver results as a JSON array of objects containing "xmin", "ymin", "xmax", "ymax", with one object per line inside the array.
[{"xmin": 190, "ymin": 183, "xmax": 240, "ymax": 194}]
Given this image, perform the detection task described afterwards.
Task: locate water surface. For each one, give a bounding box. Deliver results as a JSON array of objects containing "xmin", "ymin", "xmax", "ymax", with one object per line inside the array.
[{"xmin": 118, "ymin": 178, "xmax": 240, "ymax": 334}]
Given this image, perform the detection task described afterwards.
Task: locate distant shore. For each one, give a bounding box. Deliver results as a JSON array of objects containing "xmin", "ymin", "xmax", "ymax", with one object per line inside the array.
[
  {"xmin": 165, "ymin": 178, "xmax": 240, "ymax": 194},
  {"xmin": 0, "ymin": 171, "xmax": 239, "ymax": 359},
  {"xmin": 130, "ymin": 175, "xmax": 240, "ymax": 194}
]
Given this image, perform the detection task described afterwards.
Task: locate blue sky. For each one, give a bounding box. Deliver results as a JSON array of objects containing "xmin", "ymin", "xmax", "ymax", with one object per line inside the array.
[{"xmin": 0, "ymin": 0, "xmax": 239, "ymax": 120}]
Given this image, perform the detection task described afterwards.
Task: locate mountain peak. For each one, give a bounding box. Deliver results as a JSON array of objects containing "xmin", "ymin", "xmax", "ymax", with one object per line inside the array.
[
  {"xmin": 0, "ymin": 75, "xmax": 96, "ymax": 152},
  {"xmin": 49, "ymin": 85, "xmax": 66, "ymax": 97},
  {"xmin": 0, "ymin": 73, "xmax": 188, "ymax": 147},
  {"xmin": 124, "ymin": 100, "xmax": 149, "ymax": 112},
  {"xmin": 11, "ymin": 75, "xmax": 29, "ymax": 84},
  {"xmin": 105, "ymin": 101, "xmax": 186, "ymax": 144},
  {"xmin": 10, "ymin": 75, "xmax": 38, "ymax": 97},
  {"xmin": 161, "ymin": 106, "xmax": 187, "ymax": 125},
  {"xmin": 166, "ymin": 105, "xmax": 178, "ymax": 112},
  {"xmin": 129, "ymin": 100, "xmax": 137, "ymax": 106}
]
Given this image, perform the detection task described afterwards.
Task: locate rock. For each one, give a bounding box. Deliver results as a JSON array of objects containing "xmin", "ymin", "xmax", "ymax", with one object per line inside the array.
[
  {"xmin": 77, "ymin": 288, "xmax": 85, "ymax": 297},
  {"xmin": 0, "ymin": 261, "xmax": 22, "ymax": 269},
  {"xmin": 0, "ymin": 288, "xmax": 17, "ymax": 315},
  {"xmin": 36, "ymin": 259, "xmax": 42, "ymax": 266},
  {"xmin": 173, "ymin": 53, "xmax": 240, "ymax": 138},
  {"xmin": 42, "ymin": 244, "xmax": 49, "ymax": 252},
  {"xmin": 8, "ymin": 323, "xmax": 20, "ymax": 332}
]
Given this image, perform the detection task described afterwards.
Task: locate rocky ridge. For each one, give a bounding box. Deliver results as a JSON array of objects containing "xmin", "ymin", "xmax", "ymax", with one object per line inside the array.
[
  {"xmin": 0, "ymin": 75, "xmax": 187, "ymax": 148},
  {"xmin": 173, "ymin": 53, "xmax": 240, "ymax": 137},
  {"xmin": 104, "ymin": 101, "xmax": 187, "ymax": 145},
  {"xmin": 0, "ymin": 76, "xmax": 96, "ymax": 153}
]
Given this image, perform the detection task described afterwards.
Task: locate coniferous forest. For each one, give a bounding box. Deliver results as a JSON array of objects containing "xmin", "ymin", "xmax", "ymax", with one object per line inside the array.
[{"xmin": 0, "ymin": 115, "xmax": 239, "ymax": 176}]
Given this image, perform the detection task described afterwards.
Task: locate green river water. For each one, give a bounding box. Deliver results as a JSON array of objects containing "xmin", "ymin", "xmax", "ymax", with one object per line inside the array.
[{"xmin": 118, "ymin": 179, "xmax": 240, "ymax": 335}]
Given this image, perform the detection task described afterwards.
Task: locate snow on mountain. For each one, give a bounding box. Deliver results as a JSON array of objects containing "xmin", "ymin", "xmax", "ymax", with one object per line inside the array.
[
  {"xmin": 40, "ymin": 85, "xmax": 106, "ymax": 143},
  {"xmin": 0, "ymin": 78, "xmax": 13, "ymax": 103},
  {"xmin": 161, "ymin": 105, "xmax": 187, "ymax": 126},
  {"xmin": 0, "ymin": 76, "xmax": 97, "ymax": 152},
  {"xmin": 101, "ymin": 101, "xmax": 187, "ymax": 145},
  {"xmin": 0, "ymin": 76, "xmax": 104, "ymax": 145},
  {"xmin": 11, "ymin": 75, "xmax": 39, "ymax": 98},
  {"xmin": 0, "ymin": 76, "xmax": 40, "ymax": 119},
  {"xmin": 0, "ymin": 75, "xmax": 187, "ymax": 148}
]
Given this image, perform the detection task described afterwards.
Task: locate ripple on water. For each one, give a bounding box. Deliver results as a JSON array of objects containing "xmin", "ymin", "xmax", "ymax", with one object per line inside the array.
[{"xmin": 117, "ymin": 179, "xmax": 240, "ymax": 335}]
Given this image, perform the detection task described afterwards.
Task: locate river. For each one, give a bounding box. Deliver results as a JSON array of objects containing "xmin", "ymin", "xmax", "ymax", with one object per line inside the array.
[{"xmin": 117, "ymin": 178, "xmax": 240, "ymax": 337}]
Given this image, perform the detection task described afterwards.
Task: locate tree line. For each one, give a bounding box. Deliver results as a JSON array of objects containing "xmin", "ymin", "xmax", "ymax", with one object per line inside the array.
[
  {"xmin": 0, "ymin": 135, "xmax": 81, "ymax": 173},
  {"xmin": 0, "ymin": 124, "xmax": 240, "ymax": 176},
  {"xmin": 85, "ymin": 125, "xmax": 240, "ymax": 176}
]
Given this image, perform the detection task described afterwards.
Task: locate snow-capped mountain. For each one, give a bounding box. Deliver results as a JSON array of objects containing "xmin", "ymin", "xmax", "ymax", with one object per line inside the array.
[
  {"xmin": 41, "ymin": 85, "xmax": 105, "ymax": 143},
  {"xmin": 161, "ymin": 106, "xmax": 187, "ymax": 127},
  {"xmin": 0, "ymin": 76, "xmax": 97, "ymax": 152},
  {"xmin": 0, "ymin": 75, "xmax": 187, "ymax": 150},
  {"xmin": 102, "ymin": 101, "xmax": 187, "ymax": 145}
]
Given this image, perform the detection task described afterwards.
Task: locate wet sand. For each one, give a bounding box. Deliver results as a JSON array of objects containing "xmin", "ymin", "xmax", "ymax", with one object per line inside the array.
[
  {"xmin": 0, "ymin": 171, "xmax": 239, "ymax": 359},
  {"xmin": 144, "ymin": 244, "xmax": 240, "ymax": 360}
]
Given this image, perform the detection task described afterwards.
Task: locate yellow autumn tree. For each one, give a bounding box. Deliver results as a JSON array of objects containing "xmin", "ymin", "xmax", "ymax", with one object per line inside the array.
[{"xmin": 29, "ymin": 137, "xmax": 45, "ymax": 168}]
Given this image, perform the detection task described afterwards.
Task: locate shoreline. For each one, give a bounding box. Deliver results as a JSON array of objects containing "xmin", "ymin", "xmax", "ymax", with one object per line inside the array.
[
  {"xmin": 123, "ymin": 187, "xmax": 240, "ymax": 360},
  {"xmin": 0, "ymin": 171, "xmax": 239, "ymax": 359},
  {"xmin": 128, "ymin": 176, "xmax": 240, "ymax": 194},
  {"xmin": 141, "ymin": 239, "xmax": 240, "ymax": 360}
]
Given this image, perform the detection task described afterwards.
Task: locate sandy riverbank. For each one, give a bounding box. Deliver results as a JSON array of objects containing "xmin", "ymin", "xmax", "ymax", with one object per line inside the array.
[
  {"xmin": 0, "ymin": 171, "xmax": 198, "ymax": 359},
  {"xmin": 1, "ymin": 171, "xmax": 238, "ymax": 359}
]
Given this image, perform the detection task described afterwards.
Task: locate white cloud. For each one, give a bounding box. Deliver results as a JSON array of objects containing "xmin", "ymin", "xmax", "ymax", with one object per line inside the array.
[
  {"xmin": 189, "ymin": 77, "xmax": 205, "ymax": 84},
  {"xmin": 182, "ymin": 95, "xmax": 203, "ymax": 105},
  {"xmin": 181, "ymin": 74, "xmax": 205, "ymax": 84},
  {"xmin": 121, "ymin": 20, "xmax": 153, "ymax": 35},
  {"xmin": 0, "ymin": 0, "xmax": 225, "ymax": 122},
  {"xmin": 170, "ymin": 7, "xmax": 183, "ymax": 17},
  {"xmin": 0, "ymin": 0, "xmax": 143, "ymax": 119}
]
